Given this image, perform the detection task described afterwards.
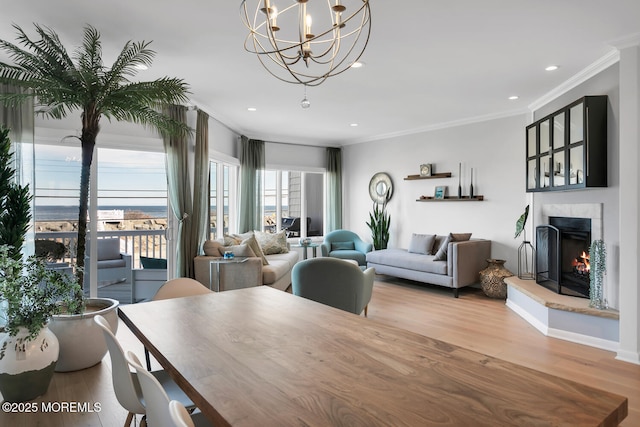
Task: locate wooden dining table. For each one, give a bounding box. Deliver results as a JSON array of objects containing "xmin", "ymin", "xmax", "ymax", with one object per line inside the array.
[{"xmin": 118, "ymin": 286, "xmax": 627, "ymax": 426}]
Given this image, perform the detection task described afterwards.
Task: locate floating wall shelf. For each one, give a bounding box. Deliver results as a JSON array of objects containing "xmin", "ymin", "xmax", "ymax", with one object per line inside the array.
[
  {"xmin": 404, "ymin": 172, "xmax": 452, "ymax": 180},
  {"xmin": 417, "ymin": 196, "xmax": 484, "ymax": 202}
]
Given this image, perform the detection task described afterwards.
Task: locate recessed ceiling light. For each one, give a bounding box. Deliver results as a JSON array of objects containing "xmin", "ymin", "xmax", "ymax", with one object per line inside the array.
[
  {"xmin": 545, "ymin": 65, "xmax": 559, "ymax": 71},
  {"xmin": 508, "ymin": 96, "xmax": 519, "ymax": 100},
  {"xmin": 350, "ymin": 123, "xmax": 358, "ymax": 127},
  {"xmin": 247, "ymin": 107, "xmax": 257, "ymax": 112},
  {"xmin": 133, "ymin": 64, "xmax": 148, "ymax": 70},
  {"xmin": 351, "ymin": 62, "xmax": 365, "ymax": 69}
]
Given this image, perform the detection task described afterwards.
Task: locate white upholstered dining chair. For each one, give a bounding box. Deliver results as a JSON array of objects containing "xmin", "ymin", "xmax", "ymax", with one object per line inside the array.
[
  {"xmin": 169, "ymin": 400, "xmax": 196, "ymax": 427},
  {"xmin": 125, "ymin": 351, "xmax": 213, "ymax": 427},
  {"xmin": 94, "ymin": 315, "xmax": 195, "ymax": 427}
]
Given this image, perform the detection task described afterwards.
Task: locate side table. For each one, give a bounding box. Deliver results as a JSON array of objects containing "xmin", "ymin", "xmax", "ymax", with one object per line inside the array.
[
  {"xmin": 208, "ymin": 257, "xmax": 249, "ymax": 292},
  {"xmin": 292, "ymin": 243, "xmax": 319, "ymax": 260}
]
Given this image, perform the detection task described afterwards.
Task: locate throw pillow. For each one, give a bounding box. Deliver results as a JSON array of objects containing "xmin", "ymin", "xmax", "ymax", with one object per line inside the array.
[
  {"xmin": 407, "ymin": 233, "xmax": 436, "ymax": 255},
  {"xmin": 433, "ymin": 232, "xmax": 472, "ymax": 261},
  {"xmin": 254, "ymin": 230, "xmax": 289, "ymax": 255},
  {"xmin": 217, "ymin": 244, "xmax": 256, "ymax": 258},
  {"xmin": 241, "ymin": 234, "xmax": 269, "ymax": 265},
  {"xmin": 331, "ymin": 241, "xmax": 355, "ymax": 251},
  {"xmin": 223, "ymin": 231, "xmax": 254, "ymax": 246},
  {"xmin": 203, "ymin": 239, "xmax": 224, "ymax": 256},
  {"xmin": 140, "ymin": 256, "xmax": 167, "ymax": 269}
]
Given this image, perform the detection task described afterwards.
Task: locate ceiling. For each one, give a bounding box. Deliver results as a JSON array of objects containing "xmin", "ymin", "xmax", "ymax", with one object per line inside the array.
[{"xmin": 1, "ymin": 1, "xmax": 640, "ymax": 147}]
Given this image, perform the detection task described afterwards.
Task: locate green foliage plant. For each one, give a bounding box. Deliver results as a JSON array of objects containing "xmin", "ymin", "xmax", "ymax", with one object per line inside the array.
[
  {"xmin": 0, "ymin": 126, "xmax": 31, "ymax": 261},
  {"xmin": 0, "ymin": 245, "xmax": 84, "ymax": 340},
  {"xmin": 0, "ymin": 24, "xmax": 191, "ymax": 288},
  {"xmin": 514, "ymin": 205, "xmax": 529, "ymax": 240},
  {"xmin": 366, "ymin": 199, "xmax": 390, "ymax": 250}
]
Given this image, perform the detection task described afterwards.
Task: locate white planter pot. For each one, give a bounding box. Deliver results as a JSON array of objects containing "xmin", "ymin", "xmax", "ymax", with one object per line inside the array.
[
  {"xmin": 49, "ymin": 298, "xmax": 119, "ymax": 372},
  {"xmin": 0, "ymin": 326, "xmax": 59, "ymax": 402}
]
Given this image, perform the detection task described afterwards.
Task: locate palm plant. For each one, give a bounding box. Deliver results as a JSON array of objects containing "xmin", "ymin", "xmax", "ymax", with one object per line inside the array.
[{"xmin": 0, "ymin": 24, "xmax": 191, "ymax": 287}]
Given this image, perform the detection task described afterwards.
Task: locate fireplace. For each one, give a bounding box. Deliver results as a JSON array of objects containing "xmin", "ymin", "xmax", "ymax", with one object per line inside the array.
[{"xmin": 536, "ymin": 217, "xmax": 591, "ymax": 298}]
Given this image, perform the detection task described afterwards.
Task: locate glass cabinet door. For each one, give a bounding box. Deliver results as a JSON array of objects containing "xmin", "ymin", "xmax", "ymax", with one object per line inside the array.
[
  {"xmin": 527, "ymin": 126, "xmax": 537, "ymax": 157},
  {"xmin": 569, "ymin": 146, "xmax": 584, "ymax": 185},
  {"xmin": 540, "ymin": 155, "xmax": 551, "ymax": 188},
  {"xmin": 552, "ymin": 151, "xmax": 565, "ymax": 187},
  {"xmin": 569, "ymin": 103, "xmax": 584, "ymax": 144},
  {"xmin": 540, "ymin": 119, "xmax": 550, "ymax": 154},
  {"xmin": 553, "ymin": 112, "xmax": 565, "ymax": 149},
  {"xmin": 527, "ymin": 159, "xmax": 537, "ymax": 190}
]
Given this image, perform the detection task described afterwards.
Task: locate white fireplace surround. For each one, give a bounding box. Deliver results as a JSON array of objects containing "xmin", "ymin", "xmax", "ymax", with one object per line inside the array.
[{"xmin": 540, "ymin": 203, "xmax": 603, "ymax": 241}]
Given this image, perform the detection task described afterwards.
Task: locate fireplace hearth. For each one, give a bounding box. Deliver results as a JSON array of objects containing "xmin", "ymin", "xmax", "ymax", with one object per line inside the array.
[{"xmin": 536, "ymin": 217, "xmax": 591, "ymax": 298}]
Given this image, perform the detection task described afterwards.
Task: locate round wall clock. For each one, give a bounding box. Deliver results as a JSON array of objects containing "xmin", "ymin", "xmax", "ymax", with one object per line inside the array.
[{"xmin": 369, "ymin": 172, "xmax": 393, "ymax": 204}]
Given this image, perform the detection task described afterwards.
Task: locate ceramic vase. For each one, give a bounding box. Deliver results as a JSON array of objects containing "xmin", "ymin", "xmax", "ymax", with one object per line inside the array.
[
  {"xmin": 0, "ymin": 326, "xmax": 59, "ymax": 402},
  {"xmin": 479, "ymin": 259, "xmax": 513, "ymax": 299}
]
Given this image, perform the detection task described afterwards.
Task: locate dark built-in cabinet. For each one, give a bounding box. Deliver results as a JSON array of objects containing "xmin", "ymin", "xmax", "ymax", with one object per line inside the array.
[{"xmin": 526, "ymin": 96, "xmax": 607, "ymax": 192}]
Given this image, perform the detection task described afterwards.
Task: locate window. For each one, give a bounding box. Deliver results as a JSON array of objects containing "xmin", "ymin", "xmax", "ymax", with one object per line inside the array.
[
  {"xmin": 209, "ymin": 160, "xmax": 237, "ymax": 239},
  {"xmin": 33, "ymin": 143, "xmax": 168, "ymax": 267},
  {"xmin": 263, "ymin": 169, "xmax": 324, "ymax": 238}
]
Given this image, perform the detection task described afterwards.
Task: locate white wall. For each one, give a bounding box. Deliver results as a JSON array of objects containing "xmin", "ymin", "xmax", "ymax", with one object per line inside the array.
[{"xmin": 343, "ymin": 114, "xmax": 529, "ymax": 272}]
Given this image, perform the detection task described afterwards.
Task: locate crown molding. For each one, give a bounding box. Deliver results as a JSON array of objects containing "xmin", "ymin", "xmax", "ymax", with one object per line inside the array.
[
  {"xmin": 344, "ymin": 107, "xmax": 529, "ymax": 146},
  {"xmin": 528, "ymin": 50, "xmax": 620, "ymax": 112},
  {"xmin": 609, "ymin": 32, "xmax": 640, "ymax": 50}
]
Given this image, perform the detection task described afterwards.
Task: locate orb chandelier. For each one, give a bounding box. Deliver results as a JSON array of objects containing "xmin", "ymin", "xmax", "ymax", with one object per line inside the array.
[{"xmin": 240, "ymin": 0, "xmax": 371, "ymax": 87}]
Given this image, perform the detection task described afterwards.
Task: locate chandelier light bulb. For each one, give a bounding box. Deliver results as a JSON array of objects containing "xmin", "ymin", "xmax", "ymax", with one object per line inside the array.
[
  {"xmin": 301, "ymin": 97, "xmax": 311, "ymax": 109},
  {"xmin": 241, "ymin": 0, "xmax": 371, "ymax": 86}
]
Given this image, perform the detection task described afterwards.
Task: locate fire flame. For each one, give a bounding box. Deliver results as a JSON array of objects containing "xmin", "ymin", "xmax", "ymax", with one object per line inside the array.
[{"xmin": 572, "ymin": 251, "xmax": 590, "ymax": 273}]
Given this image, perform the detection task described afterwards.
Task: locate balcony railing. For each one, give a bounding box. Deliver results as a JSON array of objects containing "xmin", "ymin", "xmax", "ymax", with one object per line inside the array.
[{"xmin": 35, "ymin": 229, "xmax": 167, "ymax": 269}]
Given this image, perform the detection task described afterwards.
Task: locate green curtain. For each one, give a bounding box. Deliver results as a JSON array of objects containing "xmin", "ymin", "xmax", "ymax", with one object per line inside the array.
[
  {"xmin": 163, "ymin": 105, "xmax": 193, "ymax": 277},
  {"xmin": 326, "ymin": 147, "xmax": 342, "ymax": 231},
  {"xmin": 191, "ymin": 110, "xmax": 210, "ymax": 258},
  {"xmin": 238, "ymin": 136, "xmax": 264, "ymax": 233}
]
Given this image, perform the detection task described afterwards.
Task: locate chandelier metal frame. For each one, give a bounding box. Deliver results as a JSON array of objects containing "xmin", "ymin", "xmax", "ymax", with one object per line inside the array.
[{"xmin": 240, "ymin": 0, "xmax": 371, "ymax": 86}]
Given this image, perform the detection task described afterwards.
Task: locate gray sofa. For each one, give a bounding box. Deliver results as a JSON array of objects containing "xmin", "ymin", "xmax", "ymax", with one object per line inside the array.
[
  {"xmin": 194, "ymin": 238, "xmax": 299, "ymax": 292},
  {"xmin": 366, "ymin": 234, "xmax": 491, "ymax": 297}
]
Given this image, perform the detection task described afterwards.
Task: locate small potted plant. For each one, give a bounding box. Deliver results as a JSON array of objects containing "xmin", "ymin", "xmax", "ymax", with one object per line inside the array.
[{"xmin": 0, "ymin": 245, "xmax": 83, "ymax": 402}]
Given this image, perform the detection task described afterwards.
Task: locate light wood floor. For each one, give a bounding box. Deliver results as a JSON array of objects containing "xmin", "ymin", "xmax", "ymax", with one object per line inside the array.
[{"xmin": 2, "ymin": 276, "xmax": 638, "ymax": 426}]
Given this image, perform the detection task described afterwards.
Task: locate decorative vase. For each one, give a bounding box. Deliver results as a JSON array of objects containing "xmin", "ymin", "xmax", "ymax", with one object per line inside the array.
[
  {"xmin": 479, "ymin": 259, "xmax": 513, "ymax": 299},
  {"xmin": 0, "ymin": 326, "xmax": 59, "ymax": 402},
  {"xmin": 49, "ymin": 298, "xmax": 119, "ymax": 372},
  {"xmin": 518, "ymin": 240, "xmax": 536, "ymax": 280},
  {"xmin": 589, "ymin": 240, "xmax": 607, "ymax": 309}
]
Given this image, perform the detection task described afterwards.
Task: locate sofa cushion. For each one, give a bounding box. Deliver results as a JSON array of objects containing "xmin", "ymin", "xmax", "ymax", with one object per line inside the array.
[
  {"xmin": 262, "ymin": 252, "xmax": 298, "ymax": 285},
  {"xmin": 97, "ymin": 238, "xmax": 121, "ymax": 261},
  {"xmin": 218, "ymin": 244, "xmax": 256, "ymax": 258},
  {"xmin": 330, "ymin": 249, "xmax": 366, "ymax": 265},
  {"xmin": 331, "ymin": 241, "xmax": 355, "ymax": 251},
  {"xmin": 223, "ymin": 232, "xmax": 254, "ymax": 246},
  {"xmin": 140, "ymin": 256, "xmax": 167, "ymax": 269},
  {"xmin": 367, "ymin": 248, "xmax": 447, "ymax": 275},
  {"xmin": 433, "ymin": 232, "xmax": 472, "ymax": 261},
  {"xmin": 254, "ymin": 230, "xmax": 288, "ymax": 255},
  {"xmin": 241, "ymin": 234, "xmax": 269, "ymax": 265},
  {"xmin": 408, "ymin": 233, "xmax": 436, "ymax": 255},
  {"xmin": 203, "ymin": 239, "xmax": 224, "ymax": 256}
]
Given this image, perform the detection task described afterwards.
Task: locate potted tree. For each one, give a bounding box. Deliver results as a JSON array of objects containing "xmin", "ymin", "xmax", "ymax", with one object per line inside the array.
[
  {"xmin": 0, "ymin": 23, "xmax": 190, "ymax": 287},
  {"xmin": 0, "ymin": 24, "xmax": 191, "ymax": 371},
  {"xmin": 1, "ymin": 124, "xmax": 117, "ymax": 373}
]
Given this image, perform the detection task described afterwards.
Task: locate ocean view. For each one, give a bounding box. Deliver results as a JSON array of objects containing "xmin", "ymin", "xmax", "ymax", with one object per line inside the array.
[{"xmin": 35, "ymin": 205, "xmax": 168, "ymax": 221}]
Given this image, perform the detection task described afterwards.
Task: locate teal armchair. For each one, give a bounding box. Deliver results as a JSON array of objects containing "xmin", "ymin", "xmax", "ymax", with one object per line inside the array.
[
  {"xmin": 320, "ymin": 229, "xmax": 373, "ymax": 267},
  {"xmin": 292, "ymin": 258, "xmax": 375, "ymax": 316}
]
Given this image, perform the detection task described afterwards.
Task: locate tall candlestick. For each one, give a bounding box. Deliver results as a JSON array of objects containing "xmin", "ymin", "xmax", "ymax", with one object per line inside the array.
[
  {"xmin": 457, "ymin": 163, "xmax": 462, "ymax": 199},
  {"xmin": 470, "ymin": 168, "xmax": 474, "ymax": 198}
]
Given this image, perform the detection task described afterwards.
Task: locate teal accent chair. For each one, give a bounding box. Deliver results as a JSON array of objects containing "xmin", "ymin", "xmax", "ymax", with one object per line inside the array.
[
  {"xmin": 292, "ymin": 258, "xmax": 375, "ymax": 316},
  {"xmin": 320, "ymin": 229, "xmax": 373, "ymax": 267}
]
